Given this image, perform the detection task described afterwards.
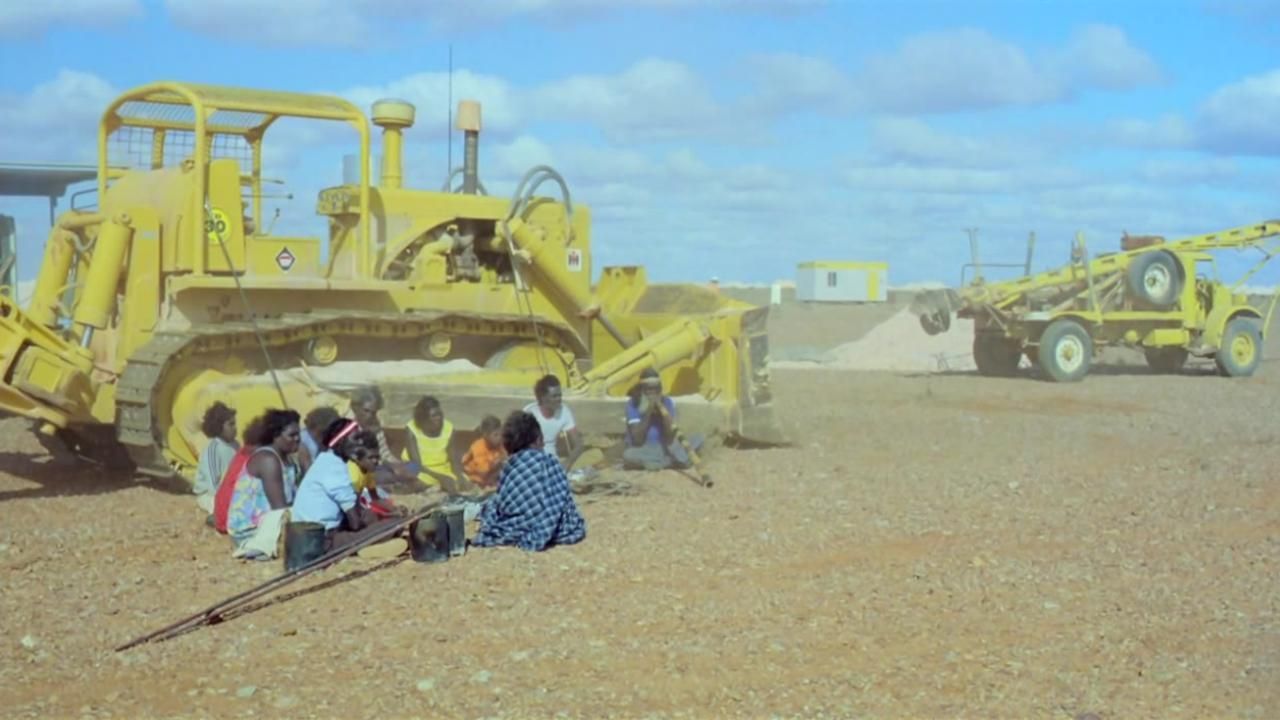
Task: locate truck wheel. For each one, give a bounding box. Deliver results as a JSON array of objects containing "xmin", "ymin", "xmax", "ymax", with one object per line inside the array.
[
  {"xmin": 919, "ymin": 309, "xmax": 951, "ymax": 336},
  {"xmin": 1143, "ymin": 346, "xmax": 1188, "ymax": 374},
  {"xmin": 1037, "ymin": 319, "xmax": 1093, "ymax": 382},
  {"xmin": 973, "ymin": 334, "xmax": 1022, "ymax": 377},
  {"xmin": 1126, "ymin": 250, "xmax": 1182, "ymax": 309},
  {"xmin": 1215, "ymin": 316, "xmax": 1263, "ymax": 377}
]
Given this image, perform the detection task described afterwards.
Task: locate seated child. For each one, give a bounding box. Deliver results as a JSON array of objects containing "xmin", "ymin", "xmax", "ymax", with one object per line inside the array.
[{"xmin": 462, "ymin": 415, "xmax": 507, "ymax": 490}]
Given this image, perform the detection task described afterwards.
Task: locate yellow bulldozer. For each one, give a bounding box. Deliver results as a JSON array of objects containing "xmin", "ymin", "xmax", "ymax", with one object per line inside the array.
[{"xmin": 0, "ymin": 81, "xmax": 783, "ymax": 481}]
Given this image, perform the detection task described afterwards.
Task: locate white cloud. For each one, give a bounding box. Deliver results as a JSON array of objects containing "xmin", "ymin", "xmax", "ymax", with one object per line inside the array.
[
  {"xmin": 1135, "ymin": 157, "xmax": 1238, "ymax": 185},
  {"xmin": 1095, "ymin": 115, "xmax": 1195, "ymax": 150},
  {"xmin": 162, "ymin": 0, "xmax": 379, "ymax": 47},
  {"xmin": 528, "ymin": 58, "xmax": 747, "ymax": 144},
  {"xmin": 486, "ymin": 136, "xmax": 557, "ymax": 181},
  {"xmin": 855, "ymin": 28, "xmax": 1063, "ymax": 114},
  {"xmin": 1095, "ymin": 68, "xmax": 1280, "ymax": 157},
  {"xmin": 766, "ymin": 25, "xmax": 1162, "ymax": 117},
  {"xmin": 742, "ymin": 52, "xmax": 858, "ymax": 115},
  {"xmin": 338, "ymin": 58, "xmax": 749, "ymax": 149},
  {"xmin": 1046, "ymin": 23, "xmax": 1165, "ymax": 92},
  {"xmin": 1194, "ymin": 68, "xmax": 1280, "ymax": 155},
  {"xmin": 426, "ymin": 0, "xmax": 824, "ymax": 29},
  {"xmin": 0, "ymin": 0, "xmax": 141, "ymax": 37},
  {"xmin": 0, "ymin": 70, "xmax": 117, "ymax": 163},
  {"xmin": 867, "ymin": 117, "xmax": 1046, "ymax": 169},
  {"xmin": 163, "ymin": 0, "xmax": 824, "ymax": 47},
  {"xmin": 842, "ymin": 165, "xmax": 1083, "ymax": 196}
]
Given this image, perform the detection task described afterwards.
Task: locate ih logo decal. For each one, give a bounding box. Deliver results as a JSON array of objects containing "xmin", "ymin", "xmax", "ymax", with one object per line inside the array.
[
  {"xmin": 567, "ymin": 248, "xmax": 582, "ymax": 272},
  {"xmin": 275, "ymin": 247, "xmax": 296, "ymax": 272}
]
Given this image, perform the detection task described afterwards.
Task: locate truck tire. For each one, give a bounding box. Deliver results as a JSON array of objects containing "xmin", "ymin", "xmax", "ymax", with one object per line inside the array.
[
  {"xmin": 1037, "ymin": 319, "xmax": 1093, "ymax": 382},
  {"xmin": 1215, "ymin": 316, "xmax": 1263, "ymax": 377},
  {"xmin": 973, "ymin": 334, "xmax": 1022, "ymax": 377},
  {"xmin": 1143, "ymin": 346, "xmax": 1188, "ymax": 374},
  {"xmin": 919, "ymin": 309, "xmax": 951, "ymax": 336},
  {"xmin": 1126, "ymin": 250, "xmax": 1182, "ymax": 309}
]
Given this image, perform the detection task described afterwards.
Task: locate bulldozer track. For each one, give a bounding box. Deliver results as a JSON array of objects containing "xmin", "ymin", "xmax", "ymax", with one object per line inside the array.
[{"xmin": 115, "ymin": 310, "xmax": 580, "ymax": 479}]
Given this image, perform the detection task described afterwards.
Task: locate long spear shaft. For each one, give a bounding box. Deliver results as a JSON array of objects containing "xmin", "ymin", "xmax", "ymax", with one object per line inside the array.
[{"xmin": 115, "ymin": 502, "xmax": 444, "ymax": 652}]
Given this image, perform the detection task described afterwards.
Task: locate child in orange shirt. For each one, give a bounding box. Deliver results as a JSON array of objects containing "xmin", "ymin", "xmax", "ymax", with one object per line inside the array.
[{"xmin": 462, "ymin": 415, "xmax": 507, "ymax": 490}]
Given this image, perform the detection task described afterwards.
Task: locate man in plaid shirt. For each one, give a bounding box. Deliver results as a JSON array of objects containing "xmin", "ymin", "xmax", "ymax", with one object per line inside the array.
[{"xmin": 473, "ymin": 410, "xmax": 586, "ymax": 551}]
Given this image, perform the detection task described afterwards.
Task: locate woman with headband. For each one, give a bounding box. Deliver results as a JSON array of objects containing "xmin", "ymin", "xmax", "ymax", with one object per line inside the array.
[{"xmin": 289, "ymin": 418, "xmax": 402, "ymax": 554}]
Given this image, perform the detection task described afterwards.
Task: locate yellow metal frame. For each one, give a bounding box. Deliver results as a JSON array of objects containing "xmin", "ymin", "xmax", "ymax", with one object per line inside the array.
[{"xmin": 96, "ymin": 82, "xmax": 373, "ymax": 275}]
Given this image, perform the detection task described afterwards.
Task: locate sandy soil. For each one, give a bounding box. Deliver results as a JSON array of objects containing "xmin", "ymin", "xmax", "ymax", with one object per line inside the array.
[{"xmin": 1, "ymin": 303, "xmax": 1278, "ymax": 719}]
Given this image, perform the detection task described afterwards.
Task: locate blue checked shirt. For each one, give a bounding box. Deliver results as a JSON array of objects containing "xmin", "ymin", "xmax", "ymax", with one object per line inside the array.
[{"xmin": 473, "ymin": 448, "xmax": 586, "ymax": 551}]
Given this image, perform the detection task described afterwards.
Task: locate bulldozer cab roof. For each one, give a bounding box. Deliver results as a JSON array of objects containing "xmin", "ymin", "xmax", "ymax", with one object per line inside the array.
[
  {"xmin": 97, "ymin": 81, "xmax": 373, "ymax": 257},
  {"xmin": 102, "ymin": 81, "xmax": 369, "ymax": 137}
]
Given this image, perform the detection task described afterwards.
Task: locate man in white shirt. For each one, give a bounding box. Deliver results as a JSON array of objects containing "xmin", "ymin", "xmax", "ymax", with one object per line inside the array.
[{"xmin": 522, "ymin": 374, "xmax": 584, "ymax": 468}]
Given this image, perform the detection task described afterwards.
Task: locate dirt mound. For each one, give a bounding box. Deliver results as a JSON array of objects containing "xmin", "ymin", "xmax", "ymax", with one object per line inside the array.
[{"xmin": 774, "ymin": 308, "xmax": 978, "ymax": 373}]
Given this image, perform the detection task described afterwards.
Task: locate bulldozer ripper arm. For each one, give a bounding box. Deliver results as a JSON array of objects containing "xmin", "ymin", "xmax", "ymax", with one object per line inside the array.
[
  {"xmin": 0, "ymin": 294, "xmax": 98, "ymax": 427},
  {"xmin": 504, "ymin": 216, "xmax": 632, "ymax": 348}
]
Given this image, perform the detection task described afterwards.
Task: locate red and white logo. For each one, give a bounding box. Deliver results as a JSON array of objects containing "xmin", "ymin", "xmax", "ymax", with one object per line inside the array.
[{"xmin": 275, "ymin": 247, "xmax": 296, "ymax": 271}]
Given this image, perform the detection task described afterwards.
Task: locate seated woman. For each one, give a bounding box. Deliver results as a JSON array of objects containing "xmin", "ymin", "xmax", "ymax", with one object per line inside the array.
[
  {"xmin": 401, "ymin": 395, "xmax": 468, "ymax": 494},
  {"xmin": 193, "ymin": 401, "xmax": 239, "ymax": 516},
  {"xmin": 472, "ymin": 410, "xmax": 586, "ymax": 552},
  {"xmin": 290, "ymin": 418, "xmax": 403, "ymax": 553},
  {"xmin": 224, "ymin": 409, "xmax": 302, "ymax": 559}
]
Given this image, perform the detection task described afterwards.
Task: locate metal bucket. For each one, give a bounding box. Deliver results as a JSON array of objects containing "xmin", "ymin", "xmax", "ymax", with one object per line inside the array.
[
  {"xmin": 283, "ymin": 521, "xmax": 327, "ymax": 572},
  {"xmin": 409, "ymin": 514, "xmax": 450, "ymax": 563}
]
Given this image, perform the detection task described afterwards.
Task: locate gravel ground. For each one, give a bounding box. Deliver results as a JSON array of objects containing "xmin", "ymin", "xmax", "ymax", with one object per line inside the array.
[{"xmin": 1, "ymin": 319, "xmax": 1279, "ymax": 718}]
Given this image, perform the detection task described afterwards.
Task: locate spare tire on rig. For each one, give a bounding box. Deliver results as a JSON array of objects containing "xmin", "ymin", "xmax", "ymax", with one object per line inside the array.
[{"xmin": 1126, "ymin": 249, "xmax": 1182, "ymax": 309}]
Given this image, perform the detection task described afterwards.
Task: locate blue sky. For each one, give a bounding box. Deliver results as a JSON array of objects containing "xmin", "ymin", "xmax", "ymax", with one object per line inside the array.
[{"xmin": 1, "ymin": 0, "xmax": 1278, "ymax": 289}]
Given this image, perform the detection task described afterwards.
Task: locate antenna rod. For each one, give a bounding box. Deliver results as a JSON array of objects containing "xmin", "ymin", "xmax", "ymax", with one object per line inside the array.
[{"xmin": 447, "ymin": 43, "xmax": 453, "ymax": 179}]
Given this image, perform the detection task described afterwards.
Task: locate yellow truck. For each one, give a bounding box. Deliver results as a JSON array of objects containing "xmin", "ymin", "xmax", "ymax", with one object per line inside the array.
[{"xmin": 912, "ymin": 221, "xmax": 1280, "ymax": 381}]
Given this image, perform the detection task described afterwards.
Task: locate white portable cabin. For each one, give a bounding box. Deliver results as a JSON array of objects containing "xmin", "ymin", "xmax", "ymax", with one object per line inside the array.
[{"xmin": 795, "ymin": 261, "xmax": 888, "ymax": 303}]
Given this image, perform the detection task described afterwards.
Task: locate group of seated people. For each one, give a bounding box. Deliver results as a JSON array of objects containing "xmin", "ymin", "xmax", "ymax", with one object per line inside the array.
[{"xmin": 190, "ymin": 369, "xmax": 699, "ymax": 560}]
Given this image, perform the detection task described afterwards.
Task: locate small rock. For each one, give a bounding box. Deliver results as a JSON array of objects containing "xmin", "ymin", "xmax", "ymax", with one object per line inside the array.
[
  {"xmin": 471, "ymin": 670, "xmax": 492, "ymax": 684},
  {"xmin": 0, "ymin": 543, "xmax": 10, "ymax": 553},
  {"xmin": 273, "ymin": 695, "xmax": 298, "ymax": 710},
  {"xmin": 235, "ymin": 685, "xmax": 257, "ymax": 699},
  {"xmin": 1043, "ymin": 600, "xmax": 1060, "ymax": 611},
  {"xmin": 508, "ymin": 650, "xmax": 531, "ymax": 662},
  {"xmin": 416, "ymin": 678, "xmax": 436, "ymax": 693},
  {"xmin": 20, "ymin": 635, "xmax": 37, "ymax": 650}
]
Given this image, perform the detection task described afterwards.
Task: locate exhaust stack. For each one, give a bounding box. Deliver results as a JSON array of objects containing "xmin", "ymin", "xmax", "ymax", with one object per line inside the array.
[
  {"xmin": 371, "ymin": 98, "xmax": 415, "ymax": 189},
  {"xmin": 455, "ymin": 100, "xmax": 481, "ymax": 194}
]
